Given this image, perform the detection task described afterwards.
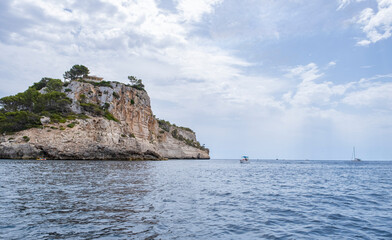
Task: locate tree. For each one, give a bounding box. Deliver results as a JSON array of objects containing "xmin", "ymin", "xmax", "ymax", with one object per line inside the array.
[
  {"xmin": 45, "ymin": 79, "xmax": 63, "ymax": 92},
  {"xmin": 63, "ymin": 65, "xmax": 90, "ymax": 81},
  {"xmin": 128, "ymin": 76, "xmax": 145, "ymax": 90}
]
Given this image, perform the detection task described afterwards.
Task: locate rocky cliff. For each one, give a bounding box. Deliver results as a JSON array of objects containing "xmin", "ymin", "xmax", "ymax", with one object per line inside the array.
[{"xmin": 0, "ymin": 80, "xmax": 209, "ymax": 160}]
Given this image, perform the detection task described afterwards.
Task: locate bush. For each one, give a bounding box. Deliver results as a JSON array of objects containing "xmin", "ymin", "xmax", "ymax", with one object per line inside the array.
[
  {"xmin": 104, "ymin": 111, "xmax": 119, "ymax": 122},
  {"xmin": 157, "ymin": 119, "xmax": 171, "ymax": 132},
  {"xmin": 93, "ymin": 81, "xmax": 112, "ymax": 88},
  {"xmin": 64, "ymin": 88, "xmax": 72, "ymax": 92},
  {"xmin": 31, "ymin": 78, "xmax": 63, "ymax": 91},
  {"xmin": 77, "ymin": 114, "xmax": 89, "ymax": 119},
  {"xmin": 113, "ymin": 92, "xmax": 120, "ymax": 99},
  {"xmin": 50, "ymin": 113, "xmax": 66, "ymax": 123},
  {"xmin": 77, "ymin": 79, "xmax": 113, "ymax": 88},
  {"xmin": 0, "ymin": 111, "xmax": 41, "ymax": 133},
  {"xmin": 66, "ymin": 115, "xmax": 77, "ymax": 120},
  {"xmin": 79, "ymin": 94, "xmax": 86, "ymax": 103},
  {"xmin": 131, "ymin": 99, "xmax": 135, "ymax": 105},
  {"xmin": 179, "ymin": 126, "xmax": 194, "ymax": 133},
  {"xmin": 103, "ymin": 103, "xmax": 110, "ymax": 110},
  {"xmin": 23, "ymin": 136, "xmax": 30, "ymax": 142},
  {"xmin": 80, "ymin": 103, "xmax": 104, "ymax": 116},
  {"xmin": 67, "ymin": 122, "xmax": 76, "ymax": 128}
]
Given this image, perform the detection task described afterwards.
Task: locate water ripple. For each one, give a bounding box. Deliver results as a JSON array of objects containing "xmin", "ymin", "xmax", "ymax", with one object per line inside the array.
[{"xmin": 0, "ymin": 159, "xmax": 392, "ymax": 239}]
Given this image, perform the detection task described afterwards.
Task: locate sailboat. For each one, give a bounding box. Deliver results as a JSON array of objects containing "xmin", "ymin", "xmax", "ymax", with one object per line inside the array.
[{"xmin": 352, "ymin": 147, "xmax": 361, "ymax": 161}]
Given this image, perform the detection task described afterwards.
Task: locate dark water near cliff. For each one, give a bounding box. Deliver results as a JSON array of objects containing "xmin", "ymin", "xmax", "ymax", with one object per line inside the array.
[{"xmin": 1, "ymin": 159, "xmax": 391, "ymax": 239}]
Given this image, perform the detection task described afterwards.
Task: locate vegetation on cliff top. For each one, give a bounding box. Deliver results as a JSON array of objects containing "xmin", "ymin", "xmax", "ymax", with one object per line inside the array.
[
  {"xmin": 63, "ymin": 64, "xmax": 90, "ymax": 81},
  {"xmin": 0, "ymin": 77, "xmax": 72, "ymax": 133},
  {"xmin": 157, "ymin": 118, "xmax": 207, "ymax": 151},
  {"xmin": 128, "ymin": 76, "xmax": 145, "ymax": 91},
  {"xmin": 0, "ymin": 65, "xmax": 121, "ymax": 134},
  {"xmin": 157, "ymin": 119, "xmax": 194, "ymax": 133}
]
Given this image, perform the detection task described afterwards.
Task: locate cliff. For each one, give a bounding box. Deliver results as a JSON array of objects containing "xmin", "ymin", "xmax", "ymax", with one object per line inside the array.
[{"xmin": 0, "ymin": 80, "xmax": 209, "ymax": 160}]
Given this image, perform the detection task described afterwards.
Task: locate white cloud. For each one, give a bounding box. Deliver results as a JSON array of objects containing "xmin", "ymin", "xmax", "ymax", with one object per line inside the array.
[
  {"xmin": 0, "ymin": 0, "xmax": 248, "ymax": 89},
  {"xmin": 284, "ymin": 63, "xmax": 349, "ymax": 107},
  {"xmin": 286, "ymin": 63, "xmax": 324, "ymax": 82},
  {"xmin": 337, "ymin": 0, "xmax": 353, "ymax": 10},
  {"xmin": 337, "ymin": 0, "xmax": 365, "ymax": 10},
  {"xmin": 343, "ymin": 82, "xmax": 392, "ymax": 108},
  {"xmin": 355, "ymin": 0, "xmax": 392, "ymax": 45},
  {"xmin": 284, "ymin": 63, "xmax": 392, "ymax": 111},
  {"xmin": 327, "ymin": 61, "xmax": 337, "ymax": 67},
  {"xmin": 176, "ymin": 0, "xmax": 223, "ymax": 22}
]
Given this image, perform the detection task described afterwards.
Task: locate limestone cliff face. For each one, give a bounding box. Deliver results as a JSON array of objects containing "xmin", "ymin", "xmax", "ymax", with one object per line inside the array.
[{"xmin": 0, "ymin": 81, "xmax": 209, "ymax": 160}]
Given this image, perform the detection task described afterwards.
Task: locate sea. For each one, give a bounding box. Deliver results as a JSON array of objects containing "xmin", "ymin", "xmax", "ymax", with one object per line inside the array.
[{"xmin": 0, "ymin": 159, "xmax": 391, "ymax": 240}]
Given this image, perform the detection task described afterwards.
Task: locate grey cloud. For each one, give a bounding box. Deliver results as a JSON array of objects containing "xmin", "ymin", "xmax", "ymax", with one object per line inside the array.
[
  {"xmin": 157, "ymin": 0, "xmax": 177, "ymax": 12},
  {"xmin": 70, "ymin": 0, "xmax": 118, "ymax": 16},
  {"xmin": 0, "ymin": 1, "xmax": 33, "ymax": 44}
]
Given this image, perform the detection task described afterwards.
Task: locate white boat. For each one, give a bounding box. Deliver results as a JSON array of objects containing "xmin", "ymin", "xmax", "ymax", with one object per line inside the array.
[
  {"xmin": 240, "ymin": 156, "xmax": 249, "ymax": 163},
  {"xmin": 352, "ymin": 147, "xmax": 361, "ymax": 161}
]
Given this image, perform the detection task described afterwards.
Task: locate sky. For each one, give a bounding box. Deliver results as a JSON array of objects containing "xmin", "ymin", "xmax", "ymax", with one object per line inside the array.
[{"xmin": 1, "ymin": 0, "xmax": 392, "ymax": 160}]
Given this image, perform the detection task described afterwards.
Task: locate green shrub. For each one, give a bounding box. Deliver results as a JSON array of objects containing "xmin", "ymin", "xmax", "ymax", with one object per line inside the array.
[
  {"xmin": 129, "ymin": 133, "xmax": 135, "ymax": 138},
  {"xmin": 121, "ymin": 134, "xmax": 127, "ymax": 137},
  {"xmin": 67, "ymin": 122, "xmax": 76, "ymax": 128},
  {"xmin": 77, "ymin": 80, "xmax": 113, "ymax": 88},
  {"xmin": 103, "ymin": 111, "xmax": 119, "ymax": 122},
  {"xmin": 103, "ymin": 103, "xmax": 110, "ymax": 110},
  {"xmin": 171, "ymin": 129, "xmax": 184, "ymax": 141},
  {"xmin": 50, "ymin": 113, "xmax": 66, "ymax": 123},
  {"xmin": 23, "ymin": 136, "xmax": 30, "ymax": 142},
  {"xmin": 66, "ymin": 115, "xmax": 77, "ymax": 120},
  {"xmin": 79, "ymin": 94, "xmax": 86, "ymax": 103},
  {"xmin": 94, "ymin": 81, "xmax": 112, "ymax": 88},
  {"xmin": 59, "ymin": 126, "xmax": 65, "ymax": 130},
  {"xmin": 80, "ymin": 103, "xmax": 104, "ymax": 116},
  {"xmin": 157, "ymin": 119, "xmax": 171, "ymax": 132},
  {"xmin": 77, "ymin": 114, "xmax": 89, "ymax": 119},
  {"xmin": 0, "ymin": 111, "xmax": 41, "ymax": 133},
  {"xmin": 64, "ymin": 88, "xmax": 72, "ymax": 92},
  {"xmin": 31, "ymin": 78, "xmax": 63, "ymax": 91},
  {"xmin": 113, "ymin": 92, "xmax": 120, "ymax": 99},
  {"xmin": 179, "ymin": 126, "xmax": 194, "ymax": 133},
  {"xmin": 131, "ymin": 99, "xmax": 135, "ymax": 105}
]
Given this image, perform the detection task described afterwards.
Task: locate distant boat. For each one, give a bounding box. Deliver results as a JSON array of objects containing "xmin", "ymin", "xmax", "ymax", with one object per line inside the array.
[
  {"xmin": 352, "ymin": 147, "xmax": 361, "ymax": 161},
  {"xmin": 240, "ymin": 156, "xmax": 249, "ymax": 164},
  {"xmin": 36, "ymin": 157, "xmax": 46, "ymax": 161}
]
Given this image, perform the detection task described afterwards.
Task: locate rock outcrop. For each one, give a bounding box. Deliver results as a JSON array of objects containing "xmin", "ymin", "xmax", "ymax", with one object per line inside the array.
[{"xmin": 0, "ymin": 80, "xmax": 209, "ymax": 160}]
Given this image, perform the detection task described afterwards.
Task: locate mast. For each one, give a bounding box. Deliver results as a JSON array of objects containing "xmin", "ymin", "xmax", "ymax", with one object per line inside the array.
[{"xmin": 353, "ymin": 147, "xmax": 355, "ymax": 160}]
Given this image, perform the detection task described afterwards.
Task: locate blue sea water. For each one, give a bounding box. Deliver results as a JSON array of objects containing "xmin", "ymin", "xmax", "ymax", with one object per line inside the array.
[{"xmin": 0, "ymin": 159, "xmax": 391, "ymax": 239}]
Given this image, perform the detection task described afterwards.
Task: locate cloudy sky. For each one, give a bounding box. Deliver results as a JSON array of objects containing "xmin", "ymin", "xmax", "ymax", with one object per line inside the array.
[{"xmin": 1, "ymin": 0, "xmax": 392, "ymax": 160}]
